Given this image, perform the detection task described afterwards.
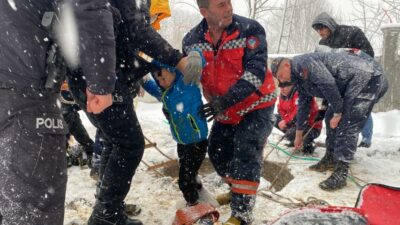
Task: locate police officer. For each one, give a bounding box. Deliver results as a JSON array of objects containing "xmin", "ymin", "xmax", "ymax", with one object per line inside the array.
[{"xmin": 0, "ymin": 0, "xmax": 115, "ymax": 224}]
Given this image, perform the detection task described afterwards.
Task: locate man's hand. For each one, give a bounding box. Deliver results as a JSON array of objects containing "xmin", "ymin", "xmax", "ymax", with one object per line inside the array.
[
  {"xmin": 330, "ymin": 113, "xmax": 342, "ymax": 129},
  {"xmin": 278, "ymin": 120, "xmax": 288, "ymax": 130},
  {"xmin": 294, "ymin": 130, "xmax": 304, "ymax": 150},
  {"xmin": 199, "ymin": 97, "xmax": 227, "ymax": 122},
  {"xmin": 178, "ymin": 50, "xmax": 204, "ymax": 85},
  {"xmin": 86, "ymin": 89, "xmax": 113, "ymax": 114}
]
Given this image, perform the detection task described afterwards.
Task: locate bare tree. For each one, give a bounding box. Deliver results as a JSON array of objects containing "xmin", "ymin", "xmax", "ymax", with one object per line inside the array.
[
  {"xmin": 350, "ymin": 0, "xmax": 400, "ymax": 53},
  {"xmin": 245, "ymin": 0, "xmax": 279, "ymax": 20},
  {"xmin": 271, "ymin": 0, "xmax": 334, "ymax": 54},
  {"xmin": 381, "ymin": 0, "xmax": 400, "ymax": 22},
  {"xmin": 157, "ymin": 0, "xmax": 202, "ymax": 50}
]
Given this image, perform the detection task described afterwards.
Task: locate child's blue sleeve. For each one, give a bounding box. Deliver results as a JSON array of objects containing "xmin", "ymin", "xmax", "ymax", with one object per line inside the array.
[{"xmin": 142, "ymin": 79, "xmax": 163, "ymax": 101}]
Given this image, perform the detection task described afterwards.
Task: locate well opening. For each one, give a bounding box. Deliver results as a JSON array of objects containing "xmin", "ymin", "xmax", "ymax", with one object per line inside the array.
[{"xmin": 155, "ymin": 158, "xmax": 294, "ymax": 191}]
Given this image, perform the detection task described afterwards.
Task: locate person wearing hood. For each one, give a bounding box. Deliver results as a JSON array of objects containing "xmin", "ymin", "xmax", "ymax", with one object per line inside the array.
[
  {"xmin": 312, "ymin": 12, "xmax": 374, "ymax": 57},
  {"xmin": 270, "ymin": 52, "xmax": 388, "ymax": 191},
  {"xmin": 312, "ymin": 12, "xmax": 375, "ymax": 148}
]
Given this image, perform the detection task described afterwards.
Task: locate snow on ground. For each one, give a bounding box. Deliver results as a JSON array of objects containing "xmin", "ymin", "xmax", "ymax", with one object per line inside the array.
[{"xmin": 64, "ymin": 103, "xmax": 400, "ymax": 225}]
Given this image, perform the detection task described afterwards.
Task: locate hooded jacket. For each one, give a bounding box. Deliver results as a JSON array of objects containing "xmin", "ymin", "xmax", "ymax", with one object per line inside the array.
[
  {"xmin": 312, "ymin": 12, "xmax": 374, "ymax": 57},
  {"xmin": 142, "ymin": 68, "xmax": 208, "ymax": 145}
]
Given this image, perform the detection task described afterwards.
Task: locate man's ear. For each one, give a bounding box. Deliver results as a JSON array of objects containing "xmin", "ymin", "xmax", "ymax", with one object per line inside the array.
[{"xmin": 199, "ymin": 8, "xmax": 208, "ymax": 18}]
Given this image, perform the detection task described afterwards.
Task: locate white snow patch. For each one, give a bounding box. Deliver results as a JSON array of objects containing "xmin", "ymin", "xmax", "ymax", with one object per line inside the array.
[
  {"xmin": 175, "ymin": 102, "xmax": 184, "ymax": 113},
  {"xmin": 65, "ymin": 105, "xmax": 400, "ymax": 224}
]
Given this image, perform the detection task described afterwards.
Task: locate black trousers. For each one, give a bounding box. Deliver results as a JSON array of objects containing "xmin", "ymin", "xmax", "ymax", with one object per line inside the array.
[
  {"xmin": 62, "ymin": 103, "xmax": 94, "ymax": 155},
  {"xmin": 68, "ymin": 83, "xmax": 144, "ymax": 215},
  {"xmin": 325, "ymin": 75, "xmax": 388, "ymax": 162},
  {"xmin": 0, "ymin": 89, "xmax": 67, "ymax": 225},
  {"xmin": 177, "ymin": 140, "xmax": 208, "ymax": 204},
  {"xmin": 208, "ymin": 106, "xmax": 275, "ymax": 223}
]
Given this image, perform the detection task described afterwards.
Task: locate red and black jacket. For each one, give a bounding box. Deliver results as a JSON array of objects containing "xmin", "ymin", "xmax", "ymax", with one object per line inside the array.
[
  {"xmin": 183, "ymin": 14, "xmax": 276, "ymax": 124},
  {"xmin": 278, "ymin": 87, "xmax": 322, "ymax": 130}
]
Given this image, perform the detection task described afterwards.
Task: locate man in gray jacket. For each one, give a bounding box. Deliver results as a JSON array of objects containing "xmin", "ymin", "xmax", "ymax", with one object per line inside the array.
[
  {"xmin": 0, "ymin": 0, "xmax": 115, "ymax": 224},
  {"xmin": 271, "ymin": 52, "xmax": 387, "ymax": 191}
]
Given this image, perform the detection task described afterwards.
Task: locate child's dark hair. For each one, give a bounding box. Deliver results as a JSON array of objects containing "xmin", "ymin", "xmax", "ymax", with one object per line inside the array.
[{"xmin": 153, "ymin": 69, "xmax": 162, "ymax": 78}]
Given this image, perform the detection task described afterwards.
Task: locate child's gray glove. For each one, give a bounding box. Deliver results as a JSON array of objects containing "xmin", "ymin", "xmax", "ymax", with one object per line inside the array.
[{"xmin": 183, "ymin": 50, "xmax": 204, "ymax": 85}]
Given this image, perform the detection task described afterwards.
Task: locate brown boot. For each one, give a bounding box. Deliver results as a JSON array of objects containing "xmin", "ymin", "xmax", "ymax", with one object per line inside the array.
[
  {"xmin": 215, "ymin": 192, "xmax": 231, "ymax": 206},
  {"xmin": 223, "ymin": 217, "xmax": 241, "ymax": 225},
  {"xmin": 309, "ymin": 150, "xmax": 336, "ymax": 172},
  {"xmin": 223, "ymin": 216, "xmax": 251, "ymax": 225}
]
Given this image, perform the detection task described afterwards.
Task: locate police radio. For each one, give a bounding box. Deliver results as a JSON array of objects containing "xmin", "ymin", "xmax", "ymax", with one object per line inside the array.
[{"xmin": 42, "ymin": 11, "xmax": 66, "ymax": 92}]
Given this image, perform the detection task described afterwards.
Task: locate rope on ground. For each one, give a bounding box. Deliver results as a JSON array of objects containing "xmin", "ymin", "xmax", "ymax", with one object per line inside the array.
[
  {"xmin": 263, "ymin": 135, "xmax": 286, "ymax": 162},
  {"xmin": 348, "ymin": 168, "xmax": 368, "ymax": 188},
  {"xmin": 259, "ymin": 189, "xmax": 330, "ymax": 209},
  {"xmin": 140, "ymin": 160, "xmax": 164, "ymax": 177},
  {"xmin": 267, "ymin": 141, "xmax": 368, "ymax": 189},
  {"xmin": 143, "ymin": 135, "xmax": 174, "ymax": 161},
  {"xmin": 268, "ymin": 142, "xmax": 320, "ymax": 161}
]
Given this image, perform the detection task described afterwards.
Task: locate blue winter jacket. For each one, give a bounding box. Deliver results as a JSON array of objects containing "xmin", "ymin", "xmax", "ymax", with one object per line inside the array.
[
  {"xmin": 142, "ymin": 70, "xmax": 208, "ymax": 145},
  {"xmin": 290, "ymin": 52, "xmax": 383, "ymax": 130}
]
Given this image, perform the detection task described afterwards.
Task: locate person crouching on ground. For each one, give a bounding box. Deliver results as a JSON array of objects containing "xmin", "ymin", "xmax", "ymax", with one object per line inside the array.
[{"xmin": 275, "ymin": 82, "xmax": 322, "ymax": 154}]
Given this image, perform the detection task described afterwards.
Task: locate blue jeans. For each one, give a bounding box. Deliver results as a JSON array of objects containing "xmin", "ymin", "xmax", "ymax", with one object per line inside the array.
[{"xmin": 361, "ymin": 115, "xmax": 373, "ymax": 144}]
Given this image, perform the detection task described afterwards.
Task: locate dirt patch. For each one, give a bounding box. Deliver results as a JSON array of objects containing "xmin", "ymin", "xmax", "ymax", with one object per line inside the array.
[
  {"xmin": 151, "ymin": 158, "xmax": 294, "ymax": 191},
  {"xmin": 261, "ymin": 160, "xmax": 294, "ymax": 191}
]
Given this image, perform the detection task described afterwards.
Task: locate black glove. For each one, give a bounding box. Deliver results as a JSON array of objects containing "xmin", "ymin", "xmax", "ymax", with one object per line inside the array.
[
  {"xmin": 199, "ymin": 97, "xmax": 228, "ymax": 122},
  {"xmin": 315, "ymin": 109, "xmax": 327, "ymax": 121}
]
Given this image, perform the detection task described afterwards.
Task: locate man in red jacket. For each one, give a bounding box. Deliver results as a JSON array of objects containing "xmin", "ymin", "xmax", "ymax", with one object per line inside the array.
[
  {"xmin": 183, "ymin": 0, "xmax": 277, "ymax": 224},
  {"xmin": 275, "ymin": 82, "xmax": 322, "ymax": 154}
]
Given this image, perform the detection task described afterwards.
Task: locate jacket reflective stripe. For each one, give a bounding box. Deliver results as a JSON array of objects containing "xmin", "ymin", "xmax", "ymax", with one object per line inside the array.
[
  {"xmin": 242, "ymin": 71, "xmax": 262, "ymax": 89},
  {"xmin": 226, "ymin": 177, "xmax": 259, "ymax": 195},
  {"xmin": 221, "ymin": 38, "xmax": 246, "ymax": 50},
  {"xmin": 184, "ymin": 38, "xmax": 247, "ymax": 53},
  {"xmin": 237, "ymin": 90, "xmax": 278, "ymax": 116},
  {"xmin": 216, "ymin": 90, "xmax": 278, "ymax": 121},
  {"xmin": 184, "ymin": 43, "xmax": 213, "ymax": 53}
]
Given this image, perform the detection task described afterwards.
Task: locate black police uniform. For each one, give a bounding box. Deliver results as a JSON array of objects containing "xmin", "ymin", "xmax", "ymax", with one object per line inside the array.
[{"xmin": 0, "ymin": 0, "xmax": 116, "ymax": 224}]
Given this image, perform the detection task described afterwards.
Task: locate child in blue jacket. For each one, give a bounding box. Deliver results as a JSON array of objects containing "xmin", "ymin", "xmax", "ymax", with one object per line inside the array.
[{"xmin": 142, "ymin": 63, "xmax": 208, "ymax": 206}]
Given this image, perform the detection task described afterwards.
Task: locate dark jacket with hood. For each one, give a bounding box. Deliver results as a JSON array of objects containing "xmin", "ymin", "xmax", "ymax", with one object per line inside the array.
[{"xmin": 312, "ymin": 12, "xmax": 374, "ymax": 57}]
